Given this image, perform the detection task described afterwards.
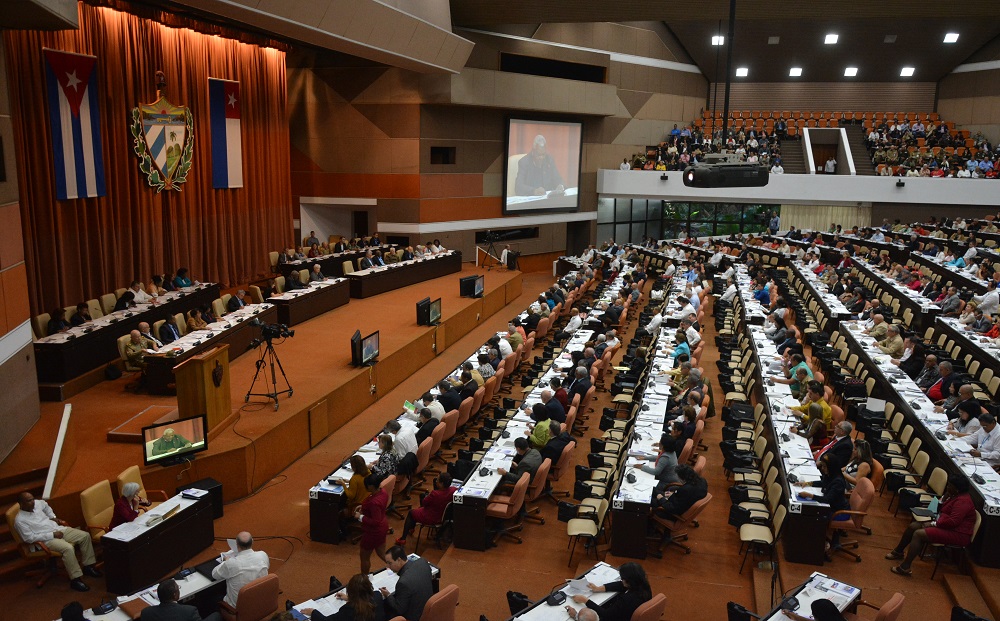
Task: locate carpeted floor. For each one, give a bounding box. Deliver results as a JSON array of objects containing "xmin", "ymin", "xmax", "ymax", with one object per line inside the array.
[{"xmin": 0, "ymin": 267, "xmax": 963, "ymax": 620}]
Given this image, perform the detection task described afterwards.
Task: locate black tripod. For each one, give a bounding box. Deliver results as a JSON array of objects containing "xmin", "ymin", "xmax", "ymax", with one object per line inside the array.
[
  {"xmin": 245, "ymin": 338, "xmax": 293, "ymax": 410},
  {"xmin": 480, "ymin": 239, "xmax": 503, "ymax": 271}
]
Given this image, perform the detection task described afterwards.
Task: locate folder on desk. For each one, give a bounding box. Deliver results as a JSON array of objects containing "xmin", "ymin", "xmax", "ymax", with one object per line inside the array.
[
  {"xmin": 195, "ymin": 557, "xmax": 221, "ymax": 579},
  {"xmin": 119, "ymin": 598, "xmax": 151, "ymax": 620}
]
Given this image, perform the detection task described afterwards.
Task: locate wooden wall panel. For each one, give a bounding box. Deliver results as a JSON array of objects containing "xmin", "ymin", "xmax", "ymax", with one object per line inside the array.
[{"xmin": 708, "ymin": 82, "xmax": 936, "ymax": 112}]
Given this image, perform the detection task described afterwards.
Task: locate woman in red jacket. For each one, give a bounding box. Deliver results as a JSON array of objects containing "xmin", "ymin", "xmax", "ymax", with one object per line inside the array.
[
  {"xmin": 354, "ymin": 474, "xmax": 389, "ymax": 574},
  {"xmin": 886, "ymin": 474, "xmax": 977, "ymax": 576},
  {"xmin": 395, "ymin": 472, "xmax": 456, "ymax": 547}
]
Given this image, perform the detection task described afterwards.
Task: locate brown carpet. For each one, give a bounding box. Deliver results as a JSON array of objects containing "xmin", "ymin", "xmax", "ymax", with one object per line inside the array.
[{"xmin": 0, "ymin": 269, "xmax": 960, "ymax": 620}]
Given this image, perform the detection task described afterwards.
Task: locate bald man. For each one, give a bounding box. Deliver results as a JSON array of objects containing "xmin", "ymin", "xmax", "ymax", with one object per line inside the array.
[
  {"xmin": 125, "ymin": 329, "xmax": 156, "ymax": 370},
  {"xmin": 212, "ymin": 531, "xmax": 269, "ymax": 607},
  {"xmin": 863, "ymin": 314, "xmax": 888, "ymax": 340}
]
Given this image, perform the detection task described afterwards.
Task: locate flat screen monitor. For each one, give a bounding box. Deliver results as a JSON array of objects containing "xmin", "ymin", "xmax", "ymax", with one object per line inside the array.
[
  {"xmin": 474, "ymin": 275, "xmax": 485, "ymax": 298},
  {"xmin": 350, "ymin": 329, "xmax": 363, "ymax": 366},
  {"xmin": 142, "ymin": 415, "xmax": 208, "ymax": 466},
  {"xmin": 416, "ymin": 297, "xmax": 431, "ymax": 326},
  {"xmin": 503, "ymin": 117, "xmax": 582, "ymax": 214},
  {"xmin": 361, "ymin": 330, "xmax": 379, "ymax": 366},
  {"xmin": 459, "ymin": 275, "xmax": 478, "ymax": 298},
  {"xmin": 428, "ymin": 298, "xmax": 442, "ymax": 325}
]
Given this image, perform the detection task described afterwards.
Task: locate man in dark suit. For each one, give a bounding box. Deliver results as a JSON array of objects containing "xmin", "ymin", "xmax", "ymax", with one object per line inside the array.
[
  {"xmin": 436, "ymin": 381, "xmax": 462, "ymax": 413},
  {"xmin": 414, "ymin": 408, "xmax": 440, "ymax": 446},
  {"xmin": 541, "ymin": 420, "xmax": 571, "ymax": 463},
  {"xmin": 566, "ymin": 366, "xmax": 592, "ymax": 405},
  {"xmin": 523, "ymin": 307, "xmax": 541, "ymax": 332},
  {"xmin": 159, "ymin": 318, "xmax": 182, "ymax": 345},
  {"xmin": 581, "ymin": 347, "xmax": 598, "ymax": 372},
  {"xmin": 401, "ymin": 246, "xmax": 415, "ymax": 261},
  {"xmin": 359, "ymin": 250, "xmax": 375, "ymax": 269},
  {"xmin": 380, "ymin": 546, "xmax": 433, "ymax": 621},
  {"xmin": 541, "ymin": 389, "xmax": 566, "ymax": 423},
  {"xmin": 285, "ymin": 270, "xmax": 305, "ymax": 290},
  {"xmin": 226, "ymin": 290, "xmax": 246, "ymax": 312},
  {"xmin": 332, "ymin": 238, "xmax": 348, "ymax": 253},
  {"xmin": 815, "ymin": 421, "xmax": 855, "ymax": 470},
  {"xmin": 141, "ymin": 579, "xmax": 217, "ymax": 621}
]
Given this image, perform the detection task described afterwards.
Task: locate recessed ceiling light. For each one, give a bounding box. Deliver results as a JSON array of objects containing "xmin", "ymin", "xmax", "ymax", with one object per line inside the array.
[
  {"xmin": 825, "ymin": 34, "xmax": 839, "ymax": 44},
  {"xmin": 789, "ymin": 67, "xmax": 802, "ymax": 77},
  {"xmin": 768, "ymin": 36, "xmax": 780, "ymax": 45},
  {"xmin": 944, "ymin": 33, "xmax": 959, "ymax": 43},
  {"xmin": 736, "ymin": 67, "xmax": 749, "ymax": 77},
  {"xmin": 712, "ymin": 35, "xmax": 725, "ymax": 46},
  {"xmin": 844, "ymin": 67, "xmax": 858, "ymax": 77},
  {"xmin": 900, "ymin": 67, "xmax": 915, "ymax": 77},
  {"xmin": 884, "ymin": 35, "xmax": 897, "ymax": 43}
]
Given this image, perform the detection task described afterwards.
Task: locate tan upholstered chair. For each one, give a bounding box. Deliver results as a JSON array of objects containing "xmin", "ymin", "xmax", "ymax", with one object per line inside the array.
[
  {"xmin": 219, "ymin": 573, "xmax": 279, "ymax": 621},
  {"xmin": 274, "ymin": 276, "xmax": 286, "ymax": 294},
  {"xmin": 342, "ymin": 261, "xmax": 355, "ymax": 274},
  {"xmin": 268, "ymin": 251, "xmax": 279, "ymax": 272},
  {"xmin": 86, "ymin": 298, "xmax": 104, "ymax": 319},
  {"xmin": 173, "ymin": 313, "xmax": 188, "ymax": 336},
  {"xmin": 212, "ymin": 298, "xmax": 227, "ymax": 319},
  {"xmin": 249, "ymin": 286, "xmax": 264, "ymax": 304},
  {"xmin": 116, "ymin": 466, "xmax": 168, "ymax": 508},
  {"xmin": 523, "ymin": 458, "xmax": 552, "ymax": 523},
  {"xmin": 419, "ymin": 584, "xmax": 459, "ymax": 621},
  {"xmin": 33, "ymin": 313, "xmax": 51, "ymax": 338},
  {"xmin": 631, "ymin": 593, "xmax": 667, "ymax": 621},
  {"xmin": 485, "ymin": 472, "xmax": 529, "ymax": 544},
  {"xmin": 6, "ymin": 504, "xmax": 63, "ymax": 587},
  {"xmin": 80, "ymin": 480, "xmax": 115, "ymax": 542}
]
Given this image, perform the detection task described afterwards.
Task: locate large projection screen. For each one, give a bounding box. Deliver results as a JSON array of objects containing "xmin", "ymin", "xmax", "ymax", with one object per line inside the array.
[{"xmin": 504, "ymin": 118, "xmax": 582, "ymax": 214}]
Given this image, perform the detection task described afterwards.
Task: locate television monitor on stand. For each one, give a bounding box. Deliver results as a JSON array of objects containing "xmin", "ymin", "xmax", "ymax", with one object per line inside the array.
[
  {"xmin": 459, "ymin": 275, "xmax": 478, "ymax": 298},
  {"xmin": 416, "ymin": 297, "xmax": 431, "ymax": 326},
  {"xmin": 350, "ymin": 329, "xmax": 363, "ymax": 366},
  {"xmin": 142, "ymin": 415, "xmax": 209, "ymax": 467},
  {"xmin": 428, "ymin": 298, "xmax": 442, "ymax": 325},
  {"xmin": 473, "ymin": 275, "xmax": 485, "ymax": 298},
  {"xmin": 361, "ymin": 331, "xmax": 380, "ymax": 366}
]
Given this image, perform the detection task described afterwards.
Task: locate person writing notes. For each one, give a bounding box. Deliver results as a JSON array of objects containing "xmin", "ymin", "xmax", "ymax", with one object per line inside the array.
[{"xmin": 567, "ymin": 562, "xmax": 652, "ymax": 621}]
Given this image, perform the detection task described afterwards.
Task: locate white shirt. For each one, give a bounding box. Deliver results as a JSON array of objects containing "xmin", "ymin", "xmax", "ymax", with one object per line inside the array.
[
  {"xmin": 721, "ymin": 284, "xmax": 738, "ymax": 303},
  {"xmin": 825, "ymin": 159, "xmax": 837, "ymax": 173},
  {"xmin": 620, "ymin": 161, "xmax": 631, "ymax": 170},
  {"xmin": 719, "ymin": 266, "xmax": 735, "ymax": 281},
  {"xmin": 770, "ymin": 164, "xmax": 784, "ymax": 174},
  {"xmin": 673, "ymin": 303, "xmax": 695, "ymax": 320},
  {"xmin": 497, "ymin": 337, "xmax": 513, "ymax": 358},
  {"xmin": 13, "ymin": 499, "xmax": 63, "ymax": 544},
  {"xmin": 213, "ymin": 549, "xmax": 270, "ymax": 607},
  {"xmin": 973, "ymin": 290, "xmax": 999, "ymax": 316},
  {"xmin": 424, "ymin": 399, "xmax": 446, "ymax": 421},
  {"xmin": 663, "ymin": 264, "xmax": 677, "ymax": 277},
  {"xmin": 708, "ymin": 252, "xmax": 724, "ymax": 267},
  {"xmin": 964, "ymin": 247, "xmax": 978, "ymax": 263},
  {"xmin": 685, "ymin": 325, "xmax": 702, "ymax": 347},
  {"xmin": 132, "ymin": 288, "xmax": 153, "ymax": 304},
  {"xmin": 563, "ymin": 314, "xmax": 583, "ymax": 335},
  {"xmin": 645, "ymin": 313, "xmax": 664, "ymax": 334},
  {"xmin": 392, "ymin": 426, "xmax": 418, "ymax": 458},
  {"xmin": 964, "ymin": 425, "xmax": 1000, "ymax": 466}
]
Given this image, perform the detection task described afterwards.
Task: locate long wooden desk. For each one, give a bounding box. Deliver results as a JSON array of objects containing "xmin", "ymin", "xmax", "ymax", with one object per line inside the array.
[
  {"xmin": 850, "ymin": 258, "xmax": 941, "ymax": 332},
  {"xmin": 33, "ymin": 284, "xmax": 220, "ymax": 383},
  {"xmin": 277, "ymin": 246, "xmax": 390, "ymax": 279},
  {"xmin": 347, "ymin": 251, "xmax": 462, "ymax": 298},
  {"xmin": 505, "ymin": 562, "xmax": 621, "ymax": 620},
  {"xmin": 840, "ymin": 325, "xmax": 1000, "ymax": 567},
  {"xmin": 101, "ymin": 494, "xmax": 215, "ymax": 595},
  {"xmin": 787, "ymin": 260, "xmax": 854, "ymax": 329},
  {"xmin": 268, "ymin": 278, "xmax": 350, "ymax": 326},
  {"xmin": 144, "ymin": 304, "xmax": 277, "ymax": 395}
]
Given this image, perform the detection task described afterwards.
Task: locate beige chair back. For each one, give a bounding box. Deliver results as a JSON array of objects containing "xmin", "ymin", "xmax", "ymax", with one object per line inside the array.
[{"xmin": 80, "ymin": 480, "xmax": 115, "ymax": 541}]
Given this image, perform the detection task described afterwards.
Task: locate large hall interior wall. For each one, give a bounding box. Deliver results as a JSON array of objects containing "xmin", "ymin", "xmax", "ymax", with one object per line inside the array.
[
  {"xmin": 0, "ymin": 37, "xmax": 40, "ymax": 464},
  {"xmin": 4, "ymin": 1, "xmax": 293, "ymax": 314},
  {"xmin": 288, "ymin": 22, "xmax": 706, "ymax": 253},
  {"xmin": 778, "ymin": 204, "xmax": 872, "ymax": 233},
  {"xmin": 938, "ymin": 68, "xmax": 1000, "ymax": 147},
  {"xmin": 708, "ymin": 82, "xmax": 937, "ymax": 112}
]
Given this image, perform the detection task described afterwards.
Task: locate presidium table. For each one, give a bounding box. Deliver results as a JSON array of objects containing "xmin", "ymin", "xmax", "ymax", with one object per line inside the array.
[
  {"xmin": 347, "ymin": 251, "xmax": 462, "ymax": 298},
  {"xmin": 267, "ymin": 278, "xmax": 350, "ymax": 326},
  {"xmin": 33, "ymin": 284, "xmax": 220, "ymax": 384},
  {"xmin": 143, "ymin": 304, "xmax": 277, "ymax": 395}
]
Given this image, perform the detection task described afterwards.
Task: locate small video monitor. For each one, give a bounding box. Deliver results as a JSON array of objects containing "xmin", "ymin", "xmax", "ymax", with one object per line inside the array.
[{"xmin": 142, "ymin": 415, "xmax": 208, "ymax": 466}]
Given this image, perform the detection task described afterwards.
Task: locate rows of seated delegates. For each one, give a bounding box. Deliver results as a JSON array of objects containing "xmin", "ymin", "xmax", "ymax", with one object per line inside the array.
[
  {"xmin": 273, "ymin": 232, "xmax": 448, "ymax": 267},
  {"xmin": 862, "ymin": 113, "xmax": 998, "ymax": 178},
  {"xmin": 622, "ymin": 120, "xmax": 786, "ymax": 173}
]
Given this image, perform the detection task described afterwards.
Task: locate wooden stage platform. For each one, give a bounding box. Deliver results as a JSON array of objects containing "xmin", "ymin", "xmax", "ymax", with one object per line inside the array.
[{"xmin": 0, "ymin": 265, "xmax": 523, "ymax": 525}]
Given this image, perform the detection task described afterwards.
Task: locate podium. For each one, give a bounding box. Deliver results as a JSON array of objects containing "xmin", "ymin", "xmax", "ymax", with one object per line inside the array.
[{"xmin": 174, "ymin": 345, "xmax": 236, "ymax": 438}]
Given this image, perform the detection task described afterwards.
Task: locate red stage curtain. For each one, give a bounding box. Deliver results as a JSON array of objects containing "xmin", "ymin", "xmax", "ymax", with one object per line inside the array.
[{"xmin": 4, "ymin": 1, "xmax": 293, "ymax": 314}]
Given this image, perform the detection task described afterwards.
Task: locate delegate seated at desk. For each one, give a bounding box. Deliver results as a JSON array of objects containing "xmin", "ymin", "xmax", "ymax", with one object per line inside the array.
[
  {"xmin": 152, "ymin": 429, "xmax": 192, "ymax": 456},
  {"xmin": 141, "ymin": 579, "xmax": 220, "ymax": 621},
  {"xmin": 567, "ymin": 562, "xmax": 652, "ymax": 621},
  {"xmin": 514, "ymin": 135, "xmax": 565, "ymax": 197},
  {"xmin": 307, "ymin": 573, "xmax": 386, "ymax": 621},
  {"xmin": 212, "ymin": 532, "xmax": 269, "ymax": 608},
  {"xmin": 379, "ymin": 547, "xmax": 433, "ymax": 621}
]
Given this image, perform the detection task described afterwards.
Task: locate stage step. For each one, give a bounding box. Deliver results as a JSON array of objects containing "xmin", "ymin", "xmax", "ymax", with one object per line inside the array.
[
  {"xmin": 970, "ymin": 563, "xmax": 1000, "ymax": 621},
  {"xmin": 944, "ymin": 574, "xmax": 994, "ymax": 620}
]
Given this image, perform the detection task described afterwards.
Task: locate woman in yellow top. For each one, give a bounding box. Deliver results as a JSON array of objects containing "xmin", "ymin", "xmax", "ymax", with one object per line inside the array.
[
  {"xmin": 337, "ymin": 455, "xmax": 370, "ymax": 538},
  {"xmin": 186, "ymin": 308, "xmax": 208, "ymax": 332}
]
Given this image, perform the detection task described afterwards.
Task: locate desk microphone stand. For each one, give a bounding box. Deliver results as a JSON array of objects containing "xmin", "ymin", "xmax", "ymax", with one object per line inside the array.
[{"xmin": 245, "ymin": 338, "xmax": 293, "ymax": 410}]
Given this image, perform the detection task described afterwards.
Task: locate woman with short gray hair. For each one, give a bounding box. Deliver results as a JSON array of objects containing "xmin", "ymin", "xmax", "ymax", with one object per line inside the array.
[{"xmin": 110, "ymin": 481, "xmax": 149, "ymax": 530}]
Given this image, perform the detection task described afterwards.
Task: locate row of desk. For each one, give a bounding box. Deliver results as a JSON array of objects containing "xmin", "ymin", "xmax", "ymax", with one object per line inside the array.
[
  {"xmin": 34, "ymin": 284, "xmax": 221, "ymax": 383},
  {"xmin": 839, "ymin": 322, "xmax": 1000, "ymax": 566},
  {"xmin": 277, "ymin": 245, "xmax": 394, "ymax": 278},
  {"xmin": 346, "ymin": 251, "xmax": 462, "ymax": 298}
]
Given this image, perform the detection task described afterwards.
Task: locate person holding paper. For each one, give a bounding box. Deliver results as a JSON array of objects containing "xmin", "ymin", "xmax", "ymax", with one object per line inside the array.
[
  {"xmin": 568, "ymin": 562, "xmax": 652, "ymax": 621},
  {"xmin": 212, "ymin": 532, "xmax": 269, "ymax": 608},
  {"xmin": 306, "ymin": 573, "xmax": 386, "ymax": 621},
  {"xmin": 380, "ymin": 547, "xmax": 433, "ymax": 621}
]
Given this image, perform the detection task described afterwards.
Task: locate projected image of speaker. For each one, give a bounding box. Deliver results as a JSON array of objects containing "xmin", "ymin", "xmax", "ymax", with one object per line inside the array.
[
  {"xmin": 459, "ymin": 275, "xmax": 484, "ymax": 298},
  {"xmin": 504, "ymin": 117, "xmax": 582, "ymax": 214}
]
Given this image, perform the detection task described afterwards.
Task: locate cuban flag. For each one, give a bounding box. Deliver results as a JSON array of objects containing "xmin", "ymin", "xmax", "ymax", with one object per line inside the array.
[
  {"xmin": 43, "ymin": 49, "xmax": 106, "ymax": 200},
  {"xmin": 209, "ymin": 78, "xmax": 243, "ymax": 189}
]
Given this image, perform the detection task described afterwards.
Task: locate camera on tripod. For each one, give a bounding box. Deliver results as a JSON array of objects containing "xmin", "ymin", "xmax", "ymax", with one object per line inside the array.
[
  {"xmin": 484, "ymin": 230, "xmax": 500, "ymax": 242},
  {"xmin": 248, "ymin": 319, "xmax": 294, "ymax": 350}
]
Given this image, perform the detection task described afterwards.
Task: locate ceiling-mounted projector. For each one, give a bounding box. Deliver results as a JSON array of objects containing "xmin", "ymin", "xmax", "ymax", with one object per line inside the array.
[{"xmin": 682, "ymin": 163, "xmax": 769, "ymax": 188}]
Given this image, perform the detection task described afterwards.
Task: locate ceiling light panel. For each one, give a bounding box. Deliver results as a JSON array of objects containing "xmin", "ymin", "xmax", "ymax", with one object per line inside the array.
[
  {"xmin": 884, "ymin": 35, "xmax": 897, "ymax": 43},
  {"xmin": 768, "ymin": 36, "xmax": 780, "ymax": 45},
  {"xmin": 712, "ymin": 35, "xmax": 724, "ymax": 46},
  {"xmin": 944, "ymin": 33, "xmax": 959, "ymax": 43},
  {"xmin": 736, "ymin": 67, "xmax": 748, "ymax": 77},
  {"xmin": 900, "ymin": 67, "xmax": 915, "ymax": 77},
  {"xmin": 844, "ymin": 67, "xmax": 858, "ymax": 77},
  {"xmin": 825, "ymin": 34, "xmax": 838, "ymax": 44},
  {"xmin": 789, "ymin": 67, "xmax": 802, "ymax": 77}
]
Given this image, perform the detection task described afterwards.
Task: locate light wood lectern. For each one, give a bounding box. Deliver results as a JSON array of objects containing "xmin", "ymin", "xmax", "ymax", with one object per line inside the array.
[{"xmin": 174, "ymin": 345, "xmax": 236, "ymax": 439}]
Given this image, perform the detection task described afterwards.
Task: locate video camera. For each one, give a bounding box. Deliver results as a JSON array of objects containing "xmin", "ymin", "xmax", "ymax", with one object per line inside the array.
[
  {"xmin": 248, "ymin": 319, "xmax": 294, "ymax": 350},
  {"xmin": 484, "ymin": 230, "xmax": 500, "ymax": 242}
]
